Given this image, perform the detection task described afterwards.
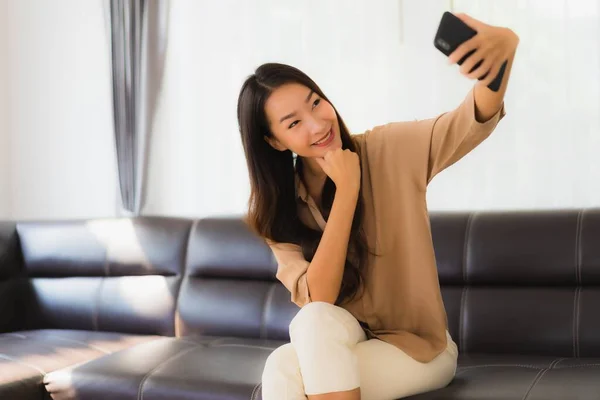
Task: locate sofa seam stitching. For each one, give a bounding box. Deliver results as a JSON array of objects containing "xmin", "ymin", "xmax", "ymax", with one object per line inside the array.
[
  {"xmin": 521, "ymin": 358, "xmax": 563, "ymax": 400},
  {"xmin": 173, "ymin": 221, "xmax": 194, "ymax": 338},
  {"xmin": 460, "ymin": 213, "xmax": 474, "ymax": 354},
  {"xmin": 33, "ymin": 334, "xmax": 111, "ymax": 354},
  {"xmin": 556, "ymin": 363, "xmax": 600, "ymax": 368},
  {"xmin": 209, "ymin": 343, "xmax": 277, "ymax": 350},
  {"xmin": 260, "ymin": 284, "xmax": 277, "ymax": 340},
  {"xmin": 459, "ymin": 286, "xmax": 467, "ymax": 354},
  {"xmin": 0, "ymin": 333, "xmax": 27, "ymax": 339},
  {"xmin": 458, "ymin": 364, "xmax": 541, "ymax": 369},
  {"xmin": 137, "ymin": 344, "xmax": 203, "ymax": 400},
  {"xmin": 0, "ymin": 353, "xmax": 47, "ymax": 375},
  {"xmin": 520, "ymin": 368, "xmax": 546, "ymax": 400},
  {"xmin": 250, "ymin": 382, "xmax": 261, "ymax": 400},
  {"xmin": 462, "ymin": 213, "xmax": 474, "ymax": 285},
  {"xmin": 0, "ymin": 332, "xmax": 108, "ymax": 360}
]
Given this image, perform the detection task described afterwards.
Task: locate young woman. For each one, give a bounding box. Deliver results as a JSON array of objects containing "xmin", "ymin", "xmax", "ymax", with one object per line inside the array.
[{"xmin": 237, "ymin": 13, "xmax": 518, "ymax": 400}]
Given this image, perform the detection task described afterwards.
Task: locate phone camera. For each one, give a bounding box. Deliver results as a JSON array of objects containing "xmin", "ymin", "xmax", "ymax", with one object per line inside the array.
[{"xmin": 436, "ymin": 38, "xmax": 450, "ymax": 51}]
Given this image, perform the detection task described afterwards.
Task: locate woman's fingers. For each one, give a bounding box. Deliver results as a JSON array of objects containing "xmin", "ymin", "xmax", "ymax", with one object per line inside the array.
[
  {"xmin": 480, "ymin": 58, "xmax": 503, "ymax": 87},
  {"xmin": 459, "ymin": 50, "xmax": 484, "ymax": 76},
  {"xmin": 467, "ymin": 54, "xmax": 494, "ymax": 80},
  {"xmin": 448, "ymin": 36, "xmax": 479, "ymax": 65}
]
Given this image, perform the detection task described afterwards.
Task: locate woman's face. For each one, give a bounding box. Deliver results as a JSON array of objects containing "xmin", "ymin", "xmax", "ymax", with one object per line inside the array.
[{"xmin": 264, "ymin": 83, "xmax": 342, "ymax": 158}]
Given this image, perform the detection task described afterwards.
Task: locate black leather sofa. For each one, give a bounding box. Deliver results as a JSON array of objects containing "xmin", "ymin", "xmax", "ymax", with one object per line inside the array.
[{"xmin": 1, "ymin": 209, "xmax": 599, "ymax": 400}]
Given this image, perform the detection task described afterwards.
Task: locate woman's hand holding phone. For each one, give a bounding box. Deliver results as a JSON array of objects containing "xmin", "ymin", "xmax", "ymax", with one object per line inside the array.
[{"xmin": 448, "ymin": 13, "xmax": 519, "ymax": 88}]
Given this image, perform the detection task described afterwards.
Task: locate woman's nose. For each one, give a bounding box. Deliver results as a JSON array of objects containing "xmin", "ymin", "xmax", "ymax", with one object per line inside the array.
[{"xmin": 306, "ymin": 117, "xmax": 326, "ymax": 137}]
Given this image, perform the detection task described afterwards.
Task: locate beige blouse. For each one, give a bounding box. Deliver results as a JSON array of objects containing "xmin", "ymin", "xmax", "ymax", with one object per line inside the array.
[{"xmin": 269, "ymin": 88, "xmax": 506, "ymax": 363}]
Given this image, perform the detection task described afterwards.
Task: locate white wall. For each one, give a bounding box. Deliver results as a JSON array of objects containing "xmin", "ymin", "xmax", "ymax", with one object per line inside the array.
[
  {"xmin": 144, "ymin": 0, "xmax": 600, "ymax": 218},
  {"xmin": 425, "ymin": 0, "xmax": 600, "ymax": 211},
  {"xmin": 3, "ymin": 0, "xmax": 117, "ymax": 220},
  {"xmin": 3, "ymin": 0, "xmax": 599, "ymax": 220},
  {"xmin": 0, "ymin": 0, "xmax": 9, "ymax": 219},
  {"xmin": 145, "ymin": 0, "xmax": 416, "ymax": 217}
]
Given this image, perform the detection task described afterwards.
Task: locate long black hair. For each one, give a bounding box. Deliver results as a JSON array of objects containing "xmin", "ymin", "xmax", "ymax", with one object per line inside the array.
[{"xmin": 237, "ymin": 62, "xmax": 369, "ymax": 305}]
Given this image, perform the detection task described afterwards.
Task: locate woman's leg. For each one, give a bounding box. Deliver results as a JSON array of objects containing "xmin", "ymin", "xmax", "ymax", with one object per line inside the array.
[
  {"xmin": 289, "ymin": 302, "xmax": 368, "ymax": 398},
  {"xmin": 261, "ymin": 301, "xmax": 367, "ymax": 399},
  {"xmin": 356, "ymin": 331, "xmax": 459, "ymax": 400},
  {"xmin": 261, "ymin": 343, "xmax": 307, "ymax": 399},
  {"xmin": 262, "ymin": 302, "xmax": 457, "ymax": 400},
  {"xmin": 261, "ymin": 342, "xmax": 361, "ymax": 400}
]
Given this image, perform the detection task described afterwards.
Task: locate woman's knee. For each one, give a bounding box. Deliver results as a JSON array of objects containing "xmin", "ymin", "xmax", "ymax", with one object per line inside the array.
[
  {"xmin": 262, "ymin": 343, "xmax": 299, "ymax": 381},
  {"xmin": 290, "ymin": 302, "xmax": 343, "ymax": 331},
  {"xmin": 289, "ymin": 301, "xmax": 363, "ymax": 343}
]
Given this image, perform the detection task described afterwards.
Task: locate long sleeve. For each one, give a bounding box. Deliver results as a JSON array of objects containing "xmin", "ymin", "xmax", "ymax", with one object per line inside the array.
[
  {"xmin": 360, "ymin": 88, "xmax": 506, "ymax": 193},
  {"xmin": 426, "ymin": 88, "xmax": 505, "ymax": 183},
  {"xmin": 267, "ymin": 240, "xmax": 311, "ymax": 307}
]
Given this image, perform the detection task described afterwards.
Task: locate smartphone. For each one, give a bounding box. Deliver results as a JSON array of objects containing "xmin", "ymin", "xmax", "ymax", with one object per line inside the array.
[{"xmin": 433, "ymin": 11, "xmax": 506, "ymax": 92}]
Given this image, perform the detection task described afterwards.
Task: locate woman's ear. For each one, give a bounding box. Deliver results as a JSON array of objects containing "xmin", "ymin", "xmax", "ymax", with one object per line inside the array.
[{"xmin": 264, "ymin": 135, "xmax": 287, "ymax": 151}]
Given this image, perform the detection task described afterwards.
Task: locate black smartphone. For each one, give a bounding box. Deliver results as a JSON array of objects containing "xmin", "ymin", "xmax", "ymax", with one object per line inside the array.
[{"xmin": 433, "ymin": 11, "xmax": 507, "ymax": 92}]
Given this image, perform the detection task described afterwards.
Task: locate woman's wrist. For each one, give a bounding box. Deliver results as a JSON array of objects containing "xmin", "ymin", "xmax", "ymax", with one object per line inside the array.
[{"xmin": 335, "ymin": 184, "xmax": 360, "ymax": 204}]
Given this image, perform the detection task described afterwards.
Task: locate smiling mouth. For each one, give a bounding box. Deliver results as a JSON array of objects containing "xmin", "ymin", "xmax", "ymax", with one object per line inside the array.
[{"xmin": 312, "ymin": 128, "xmax": 333, "ymax": 146}]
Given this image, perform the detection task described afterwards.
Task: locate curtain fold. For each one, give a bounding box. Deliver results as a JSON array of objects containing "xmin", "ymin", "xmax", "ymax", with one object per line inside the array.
[{"xmin": 109, "ymin": 0, "xmax": 169, "ymax": 214}]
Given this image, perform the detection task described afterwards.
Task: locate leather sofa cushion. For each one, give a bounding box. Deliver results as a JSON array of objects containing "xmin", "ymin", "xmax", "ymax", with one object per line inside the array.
[
  {"xmin": 44, "ymin": 335, "xmax": 600, "ymax": 400},
  {"xmin": 407, "ymin": 354, "xmax": 600, "ymax": 399},
  {"xmin": 45, "ymin": 336, "xmax": 283, "ymax": 400},
  {"xmin": 0, "ymin": 330, "xmax": 162, "ymax": 400}
]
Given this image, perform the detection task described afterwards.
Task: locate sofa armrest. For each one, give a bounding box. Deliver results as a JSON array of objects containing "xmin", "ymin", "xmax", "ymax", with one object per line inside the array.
[{"xmin": 0, "ymin": 222, "xmax": 25, "ymax": 333}]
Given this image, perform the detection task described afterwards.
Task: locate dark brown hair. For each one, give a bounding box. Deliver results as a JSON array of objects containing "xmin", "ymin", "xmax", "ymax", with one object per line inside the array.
[{"xmin": 237, "ymin": 62, "xmax": 369, "ymax": 305}]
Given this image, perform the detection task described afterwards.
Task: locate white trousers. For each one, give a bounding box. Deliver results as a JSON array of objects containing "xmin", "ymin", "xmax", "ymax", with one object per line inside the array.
[{"xmin": 261, "ymin": 302, "xmax": 458, "ymax": 399}]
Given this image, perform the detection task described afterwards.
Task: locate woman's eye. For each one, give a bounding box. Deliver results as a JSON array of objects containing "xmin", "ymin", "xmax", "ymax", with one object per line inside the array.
[
  {"xmin": 288, "ymin": 120, "xmax": 299, "ymax": 129},
  {"xmin": 313, "ymin": 98, "xmax": 321, "ymax": 108}
]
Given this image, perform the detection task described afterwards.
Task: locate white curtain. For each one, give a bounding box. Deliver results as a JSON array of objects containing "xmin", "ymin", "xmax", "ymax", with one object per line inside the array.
[{"xmin": 109, "ymin": 0, "xmax": 169, "ymax": 215}]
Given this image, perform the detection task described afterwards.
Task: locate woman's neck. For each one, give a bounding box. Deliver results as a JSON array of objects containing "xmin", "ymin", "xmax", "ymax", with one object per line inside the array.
[
  {"xmin": 297, "ymin": 157, "xmax": 326, "ymax": 206},
  {"xmin": 302, "ymin": 157, "xmax": 326, "ymax": 181}
]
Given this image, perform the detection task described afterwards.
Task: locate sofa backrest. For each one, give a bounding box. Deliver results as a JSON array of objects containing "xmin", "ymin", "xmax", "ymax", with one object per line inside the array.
[
  {"xmin": 2, "ymin": 209, "xmax": 600, "ymax": 357},
  {"xmin": 13, "ymin": 218, "xmax": 192, "ymax": 336},
  {"xmin": 175, "ymin": 217, "xmax": 297, "ymax": 341},
  {"xmin": 431, "ymin": 209, "xmax": 600, "ymax": 357},
  {"xmin": 175, "ymin": 209, "xmax": 600, "ymax": 357}
]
